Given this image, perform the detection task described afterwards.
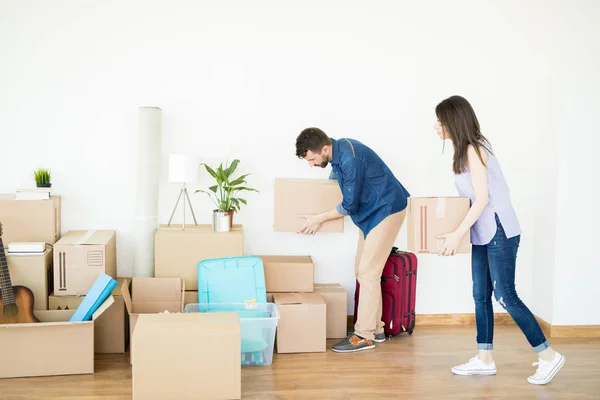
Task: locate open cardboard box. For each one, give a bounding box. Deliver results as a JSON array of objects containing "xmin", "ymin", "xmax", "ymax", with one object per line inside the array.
[
  {"xmin": 121, "ymin": 278, "xmax": 185, "ymax": 364},
  {"xmin": 0, "ymin": 295, "xmax": 114, "ymax": 379},
  {"xmin": 49, "ymin": 278, "xmax": 130, "ymax": 353}
]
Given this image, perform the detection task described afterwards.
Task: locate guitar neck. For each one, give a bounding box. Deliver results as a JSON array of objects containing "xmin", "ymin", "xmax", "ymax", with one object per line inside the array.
[{"xmin": 0, "ymin": 237, "xmax": 16, "ymax": 305}]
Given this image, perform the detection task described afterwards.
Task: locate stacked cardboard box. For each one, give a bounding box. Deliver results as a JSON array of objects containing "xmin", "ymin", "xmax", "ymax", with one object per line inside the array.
[
  {"xmin": 52, "ymin": 230, "xmax": 117, "ymax": 296},
  {"xmin": 262, "ymin": 178, "xmax": 351, "ymax": 353},
  {"xmin": 7, "ymin": 249, "xmax": 53, "ymax": 310},
  {"xmin": 155, "ymin": 223, "xmax": 244, "ymax": 305},
  {"xmin": 2, "ymin": 195, "xmax": 62, "ymax": 311},
  {"xmin": 257, "ymin": 255, "xmax": 348, "ymax": 354}
]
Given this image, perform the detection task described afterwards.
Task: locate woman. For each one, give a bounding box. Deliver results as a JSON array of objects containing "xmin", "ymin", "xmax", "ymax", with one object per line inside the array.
[{"xmin": 435, "ymin": 95, "xmax": 565, "ymax": 385}]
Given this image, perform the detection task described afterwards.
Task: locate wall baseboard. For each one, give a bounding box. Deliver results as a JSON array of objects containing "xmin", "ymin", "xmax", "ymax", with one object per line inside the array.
[
  {"xmin": 535, "ymin": 316, "xmax": 600, "ymax": 338},
  {"xmin": 347, "ymin": 314, "xmax": 600, "ymax": 338}
]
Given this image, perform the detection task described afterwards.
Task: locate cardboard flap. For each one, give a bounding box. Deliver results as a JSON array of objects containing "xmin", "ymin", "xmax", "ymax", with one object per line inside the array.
[
  {"xmin": 274, "ymin": 293, "xmax": 324, "ymax": 305},
  {"xmin": 132, "ymin": 277, "xmax": 182, "ymax": 303},
  {"xmin": 122, "ymin": 279, "xmax": 133, "ymax": 314},
  {"xmin": 112, "ymin": 277, "xmax": 129, "ymax": 296},
  {"xmin": 91, "ymin": 295, "xmax": 115, "ymax": 320}
]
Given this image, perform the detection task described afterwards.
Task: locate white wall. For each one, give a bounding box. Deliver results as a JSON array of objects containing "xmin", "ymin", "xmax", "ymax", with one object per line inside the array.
[
  {"xmin": 551, "ymin": 4, "xmax": 600, "ymax": 325},
  {"xmin": 1, "ymin": 1, "xmax": 598, "ymax": 319}
]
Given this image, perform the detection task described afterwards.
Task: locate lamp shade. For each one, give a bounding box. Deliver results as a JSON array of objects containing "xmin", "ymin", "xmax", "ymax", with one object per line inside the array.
[{"xmin": 168, "ymin": 154, "xmax": 200, "ymax": 183}]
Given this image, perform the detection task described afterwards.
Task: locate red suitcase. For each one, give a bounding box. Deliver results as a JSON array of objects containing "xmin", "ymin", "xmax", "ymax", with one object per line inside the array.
[{"xmin": 353, "ymin": 247, "xmax": 418, "ymax": 337}]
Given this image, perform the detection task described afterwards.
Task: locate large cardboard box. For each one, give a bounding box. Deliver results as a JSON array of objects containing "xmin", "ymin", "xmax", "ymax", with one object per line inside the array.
[
  {"xmin": 53, "ymin": 230, "xmax": 117, "ymax": 296},
  {"xmin": 0, "ymin": 194, "xmax": 61, "ymax": 245},
  {"xmin": 273, "ymin": 293, "xmax": 326, "ymax": 353},
  {"xmin": 132, "ymin": 312, "xmax": 241, "ymax": 400},
  {"xmin": 155, "ymin": 224, "xmax": 244, "ymax": 290},
  {"xmin": 314, "ymin": 283, "xmax": 348, "ymax": 339},
  {"xmin": 48, "ymin": 278, "xmax": 129, "ymax": 353},
  {"xmin": 273, "ymin": 178, "xmax": 344, "ymax": 233},
  {"xmin": 122, "ymin": 278, "xmax": 185, "ymax": 363},
  {"xmin": 6, "ymin": 249, "xmax": 53, "ymax": 310},
  {"xmin": 407, "ymin": 197, "xmax": 471, "ymax": 254},
  {"xmin": 0, "ymin": 296, "xmax": 114, "ymax": 379},
  {"xmin": 258, "ymin": 255, "xmax": 314, "ymax": 293}
]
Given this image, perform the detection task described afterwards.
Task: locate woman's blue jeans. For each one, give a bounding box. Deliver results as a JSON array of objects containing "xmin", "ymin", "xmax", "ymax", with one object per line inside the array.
[{"xmin": 472, "ymin": 214, "xmax": 549, "ymax": 353}]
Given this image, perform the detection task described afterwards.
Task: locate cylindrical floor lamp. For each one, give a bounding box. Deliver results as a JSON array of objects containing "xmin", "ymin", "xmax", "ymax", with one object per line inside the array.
[{"xmin": 133, "ymin": 106, "xmax": 162, "ymax": 277}]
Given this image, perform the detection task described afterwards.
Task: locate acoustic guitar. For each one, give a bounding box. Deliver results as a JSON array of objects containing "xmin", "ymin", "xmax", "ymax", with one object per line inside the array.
[{"xmin": 0, "ymin": 221, "xmax": 40, "ymax": 324}]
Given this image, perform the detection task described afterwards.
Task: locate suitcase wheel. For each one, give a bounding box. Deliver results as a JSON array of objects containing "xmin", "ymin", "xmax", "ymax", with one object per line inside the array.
[{"xmin": 408, "ymin": 330, "xmax": 414, "ymax": 335}]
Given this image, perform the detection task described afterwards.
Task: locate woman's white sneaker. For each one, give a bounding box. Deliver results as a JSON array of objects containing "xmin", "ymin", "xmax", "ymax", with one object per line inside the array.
[
  {"xmin": 452, "ymin": 355, "xmax": 497, "ymax": 376},
  {"xmin": 527, "ymin": 352, "xmax": 565, "ymax": 385}
]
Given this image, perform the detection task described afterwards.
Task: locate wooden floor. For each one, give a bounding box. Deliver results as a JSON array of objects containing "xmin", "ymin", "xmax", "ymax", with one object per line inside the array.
[{"xmin": 1, "ymin": 325, "xmax": 599, "ymax": 399}]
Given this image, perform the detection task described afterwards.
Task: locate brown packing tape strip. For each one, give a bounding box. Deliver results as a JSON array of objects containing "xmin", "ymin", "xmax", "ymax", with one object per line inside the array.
[{"xmin": 419, "ymin": 205, "xmax": 428, "ymax": 252}]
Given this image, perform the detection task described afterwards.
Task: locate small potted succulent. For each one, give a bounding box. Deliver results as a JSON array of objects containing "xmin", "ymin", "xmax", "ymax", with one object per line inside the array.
[
  {"xmin": 195, "ymin": 159, "xmax": 258, "ymax": 232},
  {"xmin": 33, "ymin": 168, "xmax": 52, "ymax": 188}
]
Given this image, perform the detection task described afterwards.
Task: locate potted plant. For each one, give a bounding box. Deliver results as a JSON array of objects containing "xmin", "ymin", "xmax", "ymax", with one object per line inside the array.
[
  {"xmin": 195, "ymin": 159, "xmax": 258, "ymax": 231},
  {"xmin": 33, "ymin": 168, "xmax": 52, "ymax": 188}
]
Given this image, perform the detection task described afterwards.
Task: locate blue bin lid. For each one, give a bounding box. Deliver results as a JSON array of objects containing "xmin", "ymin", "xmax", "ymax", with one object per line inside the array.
[{"xmin": 198, "ymin": 256, "xmax": 267, "ymax": 304}]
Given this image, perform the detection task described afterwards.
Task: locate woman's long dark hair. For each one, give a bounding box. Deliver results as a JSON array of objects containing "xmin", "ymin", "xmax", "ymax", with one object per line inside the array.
[{"xmin": 436, "ymin": 95, "xmax": 491, "ymax": 174}]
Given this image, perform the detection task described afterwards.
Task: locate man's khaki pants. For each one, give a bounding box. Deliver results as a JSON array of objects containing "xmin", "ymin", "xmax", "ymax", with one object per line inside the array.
[{"xmin": 354, "ymin": 210, "xmax": 406, "ymax": 340}]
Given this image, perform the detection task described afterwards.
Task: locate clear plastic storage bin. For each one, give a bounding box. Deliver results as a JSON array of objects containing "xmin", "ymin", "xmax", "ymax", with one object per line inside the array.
[{"xmin": 184, "ymin": 302, "xmax": 280, "ymax": 366}]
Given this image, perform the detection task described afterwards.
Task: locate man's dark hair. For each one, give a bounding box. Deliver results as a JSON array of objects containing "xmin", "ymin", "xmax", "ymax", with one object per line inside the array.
[{"xmin": 295, "ymin": 127, "xmax": 332, "ymax": 158}]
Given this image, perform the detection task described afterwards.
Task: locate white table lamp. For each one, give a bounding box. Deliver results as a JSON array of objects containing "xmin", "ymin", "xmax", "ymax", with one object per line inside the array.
[{"xmin": 167, "ymin": 153, "xmax": 200, "ymax": 229}]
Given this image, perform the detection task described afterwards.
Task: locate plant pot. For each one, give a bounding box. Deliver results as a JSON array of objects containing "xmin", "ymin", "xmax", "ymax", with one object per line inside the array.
[
  {"xmin": 212, "ymin": 211, "xmax": 231, "ymax": 233},
  {"xmin": 36, "ymin": 183, "xmax": 51, "ymax": 188}
]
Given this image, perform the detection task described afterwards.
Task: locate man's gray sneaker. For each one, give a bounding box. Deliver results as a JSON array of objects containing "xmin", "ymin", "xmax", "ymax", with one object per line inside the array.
[
  {"xmin": 332, "ymin": 334, "xmax": 375, "ymax": 353},
  {"xmin": 374, "ymin": 333, "xmax": 386, "ymax": 343}
]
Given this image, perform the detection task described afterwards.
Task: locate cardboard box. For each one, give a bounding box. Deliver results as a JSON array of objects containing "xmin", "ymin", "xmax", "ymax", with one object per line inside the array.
[
  {"xmin": 258, "ymin": 255, "xmax": 314, "ymax": 293},
  {"xmin": 132, "ymin": 312, "xmax": 241, "ymax": 400},
  {"xmin": 0, "ymin": 194, "xmax": 61, "ymax": 245},
  {"xmin": 273, "ymin": 178, "xmax": 344, "ymax": 233},
  {"xmin": 407, "ymin": 197, "xmax": 471, "ymax": 254},
  {"xmin": 155, "ymin": 224, "xmax": 244, "ymax": 290},
  {"xmin": 53, "ymin": 230, "xmax": 117, "ymax": 296},
  {"xmin": 314, "ymin": 283, "xmax": 348, "ymax": 339},
  {"xmin": 0, "ymin": 296, "xmax": 114, "ymax": 379},
  {"xmin": 184, "ymin": 290, "xmax": 198, "ymax": 306},
  {"xmin": 273, "ymin": 293, "xmax": 326, "ymax": 353},
  {"xmin": 7, "ymin": 249, "xmax": 53, "ymax": 310},
  {"xmin": 121, "ymin": 278, "xmax": 185, "ymax": 363},
  {"xmin": 48, "ymin": 278, "xmax": 129, "ymax": 353}
]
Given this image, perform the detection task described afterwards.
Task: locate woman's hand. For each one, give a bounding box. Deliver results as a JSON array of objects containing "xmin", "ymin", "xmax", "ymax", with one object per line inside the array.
[
  {"xmin": 436, "ymin": 231, "xmax": 464, "ymax": 256},
  {"xmin": 298, "ymin": 214, "xmax": 324, "ymax": 235}
]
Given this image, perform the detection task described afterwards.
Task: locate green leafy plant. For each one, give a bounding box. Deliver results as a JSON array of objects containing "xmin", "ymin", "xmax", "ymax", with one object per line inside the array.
[
  {"xmin": 33, "ymin": 168, "xmax": 51, "ymax": 186},
  {"xmin": 195, "ymin": 159, "xmax": 258, "ymax": 213}
]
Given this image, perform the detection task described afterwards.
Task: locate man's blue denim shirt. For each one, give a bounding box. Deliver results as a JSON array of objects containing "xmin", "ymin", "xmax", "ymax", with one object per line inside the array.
[{"xmin": 329, "ymin": 138, "xmax": 410, "ymax": 237}]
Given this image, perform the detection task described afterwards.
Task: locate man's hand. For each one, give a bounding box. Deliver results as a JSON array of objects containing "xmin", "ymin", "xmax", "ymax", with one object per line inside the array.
[
  {"xmin": 297, "ymin": 214, "xmax": 323, "ymax": 235},
  {"xmin": 436, "ymin": 231, "xmax": 463, "ymax": 256}
]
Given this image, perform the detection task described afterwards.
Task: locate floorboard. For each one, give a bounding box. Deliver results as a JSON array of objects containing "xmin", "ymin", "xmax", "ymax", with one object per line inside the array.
[{"xmin": 1, "ymin": 325, "xmax": 598, "ymax": 399}]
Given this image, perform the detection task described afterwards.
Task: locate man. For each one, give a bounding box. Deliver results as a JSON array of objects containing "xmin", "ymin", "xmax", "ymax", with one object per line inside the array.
[{"xmin": 295, "ymin": 127, "xmax": 411, "ymax": 352}]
